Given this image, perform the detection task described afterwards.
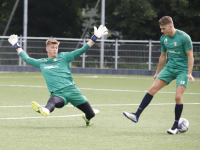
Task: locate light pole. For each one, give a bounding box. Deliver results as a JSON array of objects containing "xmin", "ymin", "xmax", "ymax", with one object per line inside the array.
[
  {"xmin": 23, "ymin": 0, "xmax": 28, "ymax": 66},
  {"xmin": 100, "ymin": 0, "xmax": 105, "ymax": 69}
]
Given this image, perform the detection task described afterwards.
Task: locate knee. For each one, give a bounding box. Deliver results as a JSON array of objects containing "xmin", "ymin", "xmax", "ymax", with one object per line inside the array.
[
  {"xmin": 175, "ymin": 95, "xmax": 183, "ymax": 104},
  {"xmin": 148, "ymin": 87, "xmax": 157, "ymax": 96}
]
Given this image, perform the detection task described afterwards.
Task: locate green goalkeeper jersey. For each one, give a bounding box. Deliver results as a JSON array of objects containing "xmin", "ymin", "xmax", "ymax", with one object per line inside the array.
[
  {"xmin": 160, "ymin": 29, "xmax": 193, "ymax": 70},
  {"xmin": 19, "ymin": 44, "xmax": 90, "ymax": 93}
]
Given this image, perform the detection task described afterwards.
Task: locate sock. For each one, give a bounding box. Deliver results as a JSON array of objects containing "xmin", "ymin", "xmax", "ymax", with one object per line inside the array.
[
  {"xmin": 172, "ymin": 104, "xmax": 183, "ymax": 129},
  {"xmin": 76, "ymin": 101, "xmax": 95, "ymax": 120},
  {"xmin": 85, "ymin": 117, "xmax": 89, "ymax": 122},
  {"xmin": 43, "ymin": 108, "xmax": 50, "ymax": 114},
  {"xmin": 135, "ymin": 93, "xmax": 153, "ymax": 117}
]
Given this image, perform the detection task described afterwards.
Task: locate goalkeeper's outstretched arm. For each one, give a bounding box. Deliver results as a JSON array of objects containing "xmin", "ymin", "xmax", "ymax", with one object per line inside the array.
[
  {"xmin": 8, "ymin": 35, "xmax": 40, "ymax": 68},
  {"xmin": 72, "ymin": 25, "xmax": 108, "ymax": 59},
  {"xmin": 8, "ymin": 34, "xmax": 23, "ymax": 54},
  {"xmin": 8, "ymin": 25, "xmax": 108, "ymax": 64},
  {"xmin": 16, "ymin": 48, "xmax": 23, "ymax": 54}
]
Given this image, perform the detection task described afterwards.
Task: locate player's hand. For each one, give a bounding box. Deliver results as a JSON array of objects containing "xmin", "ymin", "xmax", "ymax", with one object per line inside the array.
[
  {"xmin": 91, "ymin": 25, "xmax": 108, "ymax": 42},
  {"xmin": 8, "ymin": 34, "xmax": 21, "ymax": 50},
  {"xmin": 187, "ymin": 74, "xmax": 195, "ymax": 84},
  {"xmin": 153, "ymin": 73, "xmax": 159, "ymax": 80},
  {"xmin": 94, "ymin": 25, "xmax": 108, "ymax": 38}
]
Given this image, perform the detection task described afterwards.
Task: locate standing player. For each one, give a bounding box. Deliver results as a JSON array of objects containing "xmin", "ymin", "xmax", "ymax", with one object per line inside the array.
[
  {"xmin": 8, "ymin": 25, "xmax": 108, "ymax": 126},
  {"xmin": 123, "ymin": 16, "xmax": 194, "ymax": 134}
]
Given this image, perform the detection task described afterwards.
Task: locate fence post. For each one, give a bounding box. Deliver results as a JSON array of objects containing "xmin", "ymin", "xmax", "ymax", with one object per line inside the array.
[
  {"xmin": 23, "ymin": 36, "xmax": 26, "ymax": 66},
  {"xmin": 115, "ymin": 39, "xmax": 118, "ymax": 69},
  {"xmin": 148, "ymin": 39, "xmax": 152, "ymax": 70},
  {"xmin": 82, "ymin": 38, "xmax": 86, "ymax": 68},
  {"xmin": 19, "ymin": 35, "xmax": 22, "ymax": 66},
  {"xmin": 100, "ymin": 39, "xmax": 104, "ymax": 69}
]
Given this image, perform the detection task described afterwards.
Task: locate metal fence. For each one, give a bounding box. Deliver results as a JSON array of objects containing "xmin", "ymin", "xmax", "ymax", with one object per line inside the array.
[{"xmin": 0, "ymin": 36, "xmax": 200, "ymax": 71}]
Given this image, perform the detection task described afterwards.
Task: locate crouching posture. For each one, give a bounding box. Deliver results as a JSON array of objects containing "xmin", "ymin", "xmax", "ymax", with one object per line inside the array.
[{"xmin": 8, "ymin": 25, "xmax": 108, "ymax": 126}]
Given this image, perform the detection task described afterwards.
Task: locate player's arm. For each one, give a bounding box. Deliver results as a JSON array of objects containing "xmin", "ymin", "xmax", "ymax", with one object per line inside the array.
[
  {"xmin": 16, "ymin": 48, "xmax": 23, "ymax": 54},
  {"xmin": 186, "ymin": 49, "xmax": 195, "ymax": 83},
  {"xmin": 71, "ymin": 25, "xmax": 108, "ymax": 59},
  {"xmin": 154, "ymin": 52, "xmax": 167, "ymax": 79},
  {"xmin": 8, "ymin": 35, "xmax": 40, "ymax": 68}
]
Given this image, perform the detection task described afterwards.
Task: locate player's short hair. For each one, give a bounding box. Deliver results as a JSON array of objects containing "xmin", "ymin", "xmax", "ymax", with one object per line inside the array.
[
  {"xmin": 158, "ymin": 16, "xmax": 173, "ymax": 25},
  {"xmin": 46, "ymin": 39, "xmax": 60, "ymax": 46}
]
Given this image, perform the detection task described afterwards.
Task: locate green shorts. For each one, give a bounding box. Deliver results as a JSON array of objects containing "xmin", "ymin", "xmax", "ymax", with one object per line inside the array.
[
  {"xmin": 50, "ymin": 84, "xmax": 87, "ymax": 107},
  {"xmin": 157, "ymin": 66, "xmax": 189, "ymax": 88}
]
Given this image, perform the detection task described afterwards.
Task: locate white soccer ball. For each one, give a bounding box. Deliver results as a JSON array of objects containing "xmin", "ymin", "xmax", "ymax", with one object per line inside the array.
[{"xmin": 178, "ymin": 118, "xmax": 189, "ymax": 133}]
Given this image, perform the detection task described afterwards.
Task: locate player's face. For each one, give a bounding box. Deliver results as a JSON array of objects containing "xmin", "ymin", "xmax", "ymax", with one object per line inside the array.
[
  {"xmin": 160, "ymin": 24, "xmax": 172, "ymax": 36},
  {"xmin": 46, "ymin": 44, "xmax": 58, "ymax": 58}
]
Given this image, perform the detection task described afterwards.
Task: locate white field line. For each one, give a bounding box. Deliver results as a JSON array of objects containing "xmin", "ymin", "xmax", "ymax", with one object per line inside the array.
[
  {"xmin": 0, "ymin": 103, "xmax": 200, "ymax": 109},
  {"xmin": 91, "ymin": 103, "xmax": 200, "ymax": 106},
  {"xmin": 0, "ymin": 84, "xmax": 46, "ymax": 88},
  {"xmin": 0, "ymin": 76, "xmax": 153, "ymax": 79},
  {"xmin": 0, "ymin": 76, "xmax": 43, "ymax": 78},
  {"xmin": 0, "ymin": 114, "xmax": 83, "ymax": 120},
  {"xmin": 0, "ymin": 109, "xmax": 99, "ymax": 120},
  {"xmin": 0, "ymin": 103, "xmax": 199, "ymax": 120},
  {"xmin": 0, "ymin": 84, "xmax": 199, "ymax": 95},
  {"xmin": 0, "ymin": 75, "xmax": 200, "ymax": 81}
]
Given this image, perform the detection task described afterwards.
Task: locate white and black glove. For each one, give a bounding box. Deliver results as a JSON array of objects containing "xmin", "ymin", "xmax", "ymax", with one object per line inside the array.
[
  {"xmin": 8, "ymin": 34, "xmax": 21, "ymax": 50},
  {"xmin": 91, "ymin": 25, "xmax": 108, "ymax": 42}
]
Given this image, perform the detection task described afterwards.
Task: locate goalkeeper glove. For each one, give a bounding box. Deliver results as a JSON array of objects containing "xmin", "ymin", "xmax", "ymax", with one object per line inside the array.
[
  {"xmin": 91, "ymin": 25, "xmax": 108, "ymax": 42},
  {"xmin": 8, "ymin": 34, "xmax": 21, "ymax": 50}
]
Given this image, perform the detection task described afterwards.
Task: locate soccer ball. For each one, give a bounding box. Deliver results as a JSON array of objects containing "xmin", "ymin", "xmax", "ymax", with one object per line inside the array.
[{"xmin": 178, "ymin": 118, "xmax": 189, "ymax": 133}]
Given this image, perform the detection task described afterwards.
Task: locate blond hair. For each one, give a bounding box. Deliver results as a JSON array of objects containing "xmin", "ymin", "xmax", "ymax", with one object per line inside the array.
[
  {"xmin": 158, "ymin": 16, "xmax": 173, "ymax": 25},
  {"xmin": 46, "ymin": 39, "xmax": 60, "ymax": 46}
]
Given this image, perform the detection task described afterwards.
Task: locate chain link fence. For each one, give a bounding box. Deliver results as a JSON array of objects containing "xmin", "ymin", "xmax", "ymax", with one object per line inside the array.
[{"xmin": 0, "ymin": 36, "xmax": 199, "ymax": 71}]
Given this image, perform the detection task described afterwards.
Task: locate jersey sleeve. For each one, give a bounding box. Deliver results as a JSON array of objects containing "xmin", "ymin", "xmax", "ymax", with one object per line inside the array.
[
  {"xmin": 63, "ymin": 44, "xmax": 90, "ymax": 62},
  {"xmin": 19, "ymin": 51, "xmax": 41, "ymax": 68},
  {"xmin": 183, "ymin": 35, "xmax": 193, "ymax": 51},
  {"xmin": 160, "ymin": 36, "xmax": 167, "ymax": 52}
]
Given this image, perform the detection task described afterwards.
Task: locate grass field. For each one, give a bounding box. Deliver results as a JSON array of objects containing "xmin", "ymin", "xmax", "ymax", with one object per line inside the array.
[{"xmin": 0, "ymin": 72, "xmax": 199, "ymax": 150}]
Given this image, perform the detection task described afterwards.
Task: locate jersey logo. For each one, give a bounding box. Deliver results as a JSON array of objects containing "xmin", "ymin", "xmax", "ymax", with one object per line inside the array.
[
  {"xmin": 168, "ymin": 51, "xmax": 180, "ymax": 54},
  {"xmin": 174, "ymin": 42, "xmax": 177, "ymax": 46},
  {"xmin": 44, "ymin": 65, "xmax": 58, "ymax": 69},
  {"xmin": 54, "ymin": 58, "xmax": 57, "ymax": 62},
  {"xmin": 164, "ymin": 38, "xmax": 167, "ymax": 44}
]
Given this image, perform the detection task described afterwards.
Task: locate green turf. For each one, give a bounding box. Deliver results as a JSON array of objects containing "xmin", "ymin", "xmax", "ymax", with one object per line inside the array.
[{"xmin": 0, "ymin": 72, "xmax": 199, "ymax": 150}]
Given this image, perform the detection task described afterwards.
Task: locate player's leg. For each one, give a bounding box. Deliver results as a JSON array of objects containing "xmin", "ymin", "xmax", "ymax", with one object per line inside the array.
[
  {"xmin": 123, "ymin": 78, "xmax": 167, "ymax": 122},
  {"xmin": 136, "ymin": 78, "xmax": 168, "ymax": 116},
  {"xmin": 45, "ymin": 95, "xmax": 65, "ymax": 112},
  {"xmin": 123, "ymin": 66, "xmax": 174, "ymax": 123},
  {"xmin": 31, "ymin": 95, "xmax": 65, "ymax": 117},
  {"xmin": 77, "ymin": 101, "xmax": 95, "ymax": 126},
  {"xmin": 174, "ymin": 85, "xmax": 185, "ymax": 126},
  {"xmin": 167, "ymin": 71, "xmax": 188, "ymax": 134},
  {"xmin": 64, "ymin": 85, "xmax": 95, "ymax": 126},
  {"xmin": 167, "ymin": 86, "xmax": 186, "ymax": 134}
]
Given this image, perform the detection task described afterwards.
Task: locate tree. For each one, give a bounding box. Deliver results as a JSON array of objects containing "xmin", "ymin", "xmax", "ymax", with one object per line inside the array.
[
  {"xmin": 0, "ymin": 0, "xmax": 95, "ymax": 38},
  {"xmin": 0, "ymin": 0, "xmax": 18, "ymax": 35},
  {"xmin": 101, "ymin": 0, "xmax": 200, "ymax": 41},
  {"xmin": 1, "ymin": 0, "xmax": 199, "ymax": 40}
]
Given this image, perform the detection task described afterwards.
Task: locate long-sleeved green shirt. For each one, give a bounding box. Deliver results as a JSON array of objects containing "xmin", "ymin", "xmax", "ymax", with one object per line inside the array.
[{"xmin": 19, "ymin": 44, "xmax": 90, "ymax": 93}]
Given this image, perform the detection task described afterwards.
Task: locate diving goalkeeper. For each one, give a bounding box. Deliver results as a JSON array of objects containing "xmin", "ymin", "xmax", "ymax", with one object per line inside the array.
[{"xmin": 8, "ymin": 25, "xmax": 108, "ymax": 126}]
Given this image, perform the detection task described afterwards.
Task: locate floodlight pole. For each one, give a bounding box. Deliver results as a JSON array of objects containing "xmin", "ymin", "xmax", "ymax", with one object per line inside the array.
[
  {"xmin": 23, "ymin": 0, "xmax": 28, "ymax": 66},
  {"xmin": 100, "ymin": 0, "xmax": 105, "ymax": 69}
]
